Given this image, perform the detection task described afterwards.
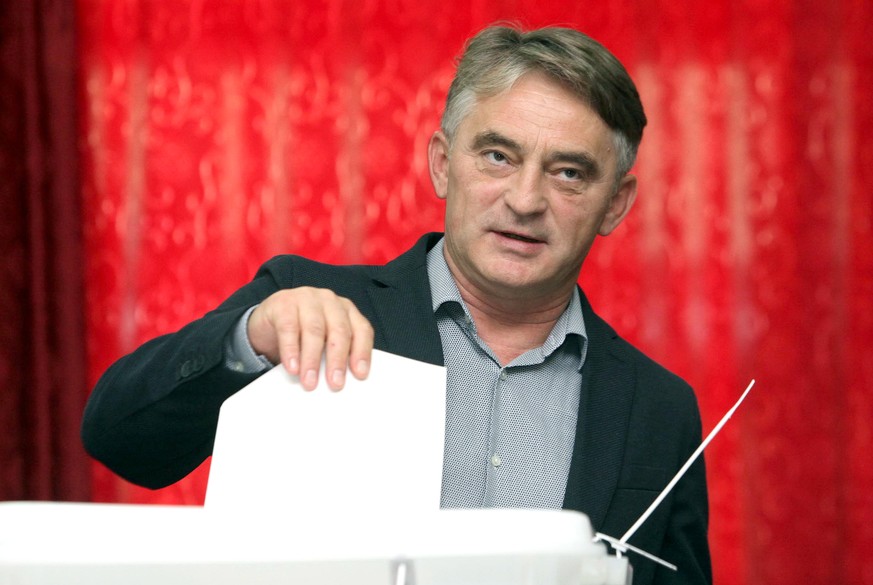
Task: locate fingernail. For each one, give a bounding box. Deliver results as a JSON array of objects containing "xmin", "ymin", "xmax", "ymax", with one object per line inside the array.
[
  {"xmin": 303, "ymin": 369, "xmax": 317, "ymax": 389},
  {"xmin": 288, "ymin": 358, "xmax": 299, "ymax": 372},
  {"xmin": 357, "ymin": 360, "xmax": 370, "ymax": 378},
  {"xmin": 331, "ymin": 369, "xmax": 345, "ymax": 389}
]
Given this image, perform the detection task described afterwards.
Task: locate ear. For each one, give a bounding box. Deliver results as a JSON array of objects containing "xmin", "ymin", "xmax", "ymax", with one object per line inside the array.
[
  {"xmin": 428, "ymin": 131, "xmax": 450, "ymax": 200},
  {"xmin": 598, "ymin": 173, "xmax": 638, "ymax": 236}
]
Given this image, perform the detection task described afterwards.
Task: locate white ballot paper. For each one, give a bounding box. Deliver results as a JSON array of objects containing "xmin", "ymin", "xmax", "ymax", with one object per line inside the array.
[{"xmin": 205, "ymin": 349, "xmax": 447, "ymax": 521}]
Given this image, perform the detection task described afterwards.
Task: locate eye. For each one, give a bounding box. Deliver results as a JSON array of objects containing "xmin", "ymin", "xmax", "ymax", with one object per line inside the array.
[
  {"xmin": 557, "ymin": 168, "xmax": 582, "ymax": 181},
  {"xmin": 484, "ymin": 150, "xmax": 510, "ymax": 165}
]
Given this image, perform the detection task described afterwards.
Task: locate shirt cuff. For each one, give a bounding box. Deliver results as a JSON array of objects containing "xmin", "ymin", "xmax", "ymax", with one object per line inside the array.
[{"xmin": 224, "ymin": 305, "xmax": 275, "ymax": 373}]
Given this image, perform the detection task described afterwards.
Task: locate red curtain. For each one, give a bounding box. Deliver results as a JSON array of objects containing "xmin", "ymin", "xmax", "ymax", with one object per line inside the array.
[
  {"xmin": 0, "ymin": 0, "xmax": 91, "ymax": 501},
  {"xmin": 76, "ymin": 1, "xmax": 873, "ymax": 585}
]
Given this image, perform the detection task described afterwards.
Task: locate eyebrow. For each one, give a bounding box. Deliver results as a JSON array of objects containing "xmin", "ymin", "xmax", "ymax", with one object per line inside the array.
[
  {"xmin": 470, "ymin": 130, "xmax": 522, "ymax": 153},
  {"xmin": 548, "ymin": 151, "xmax": 602, "ymax": 180}
]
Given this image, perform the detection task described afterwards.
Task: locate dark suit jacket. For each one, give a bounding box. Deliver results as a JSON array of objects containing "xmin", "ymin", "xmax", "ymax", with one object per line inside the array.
[{"xmin": 82, "ymin": 232, "xmax": 711, "ymax": 585}]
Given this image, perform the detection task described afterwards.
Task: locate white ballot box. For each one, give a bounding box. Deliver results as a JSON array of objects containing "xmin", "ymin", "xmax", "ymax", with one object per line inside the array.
[
  {"xmin": 0, "ymin": 502, "xmax": 631, "ymax": 585},
  {"xmin": 3, "ymin": 353, "xmax": 635, "ymax": 583}
]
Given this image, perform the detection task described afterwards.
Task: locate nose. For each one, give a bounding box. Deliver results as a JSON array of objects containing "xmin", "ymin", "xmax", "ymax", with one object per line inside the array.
[{"xmin": 503, "ymin": 166, "xmax": 548, "ymax": 216}]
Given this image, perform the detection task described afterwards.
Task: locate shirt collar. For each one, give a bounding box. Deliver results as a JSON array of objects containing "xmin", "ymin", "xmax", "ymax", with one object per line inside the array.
[
  {"xmin": 427, "ymin": 237, "xmax": 465, "ymax": 312},
  {"xmin": 425, "ymin": 237, "xmax": 588, "ymax": 370}
]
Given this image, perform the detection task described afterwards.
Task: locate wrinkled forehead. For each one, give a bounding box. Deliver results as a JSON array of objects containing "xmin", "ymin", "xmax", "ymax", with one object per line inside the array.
[{"xmin": 458, "ymin": 73, "xmax": 616, "ymax": 146}]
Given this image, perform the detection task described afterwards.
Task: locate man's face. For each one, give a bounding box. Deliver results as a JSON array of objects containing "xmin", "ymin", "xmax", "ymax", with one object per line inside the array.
[{"xmin": 428, "ymin": 71, "xmax": 638, "ymax": 305}]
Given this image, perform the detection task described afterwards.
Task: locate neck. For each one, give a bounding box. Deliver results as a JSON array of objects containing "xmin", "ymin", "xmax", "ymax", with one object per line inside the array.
[{"xmin": 447, "ymin": 262, "xmax": 574, "ymax": 366}]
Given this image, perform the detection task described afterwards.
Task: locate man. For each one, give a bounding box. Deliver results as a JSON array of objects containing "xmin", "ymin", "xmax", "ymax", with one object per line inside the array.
[{"xmin": 82, "ymin": 25, "xmax": 711, "ymax": 585}]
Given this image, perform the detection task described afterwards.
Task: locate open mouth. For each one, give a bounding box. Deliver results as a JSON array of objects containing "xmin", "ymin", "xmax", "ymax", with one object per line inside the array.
[{"xmin": 499, "ymin": 231, "xmax": 543, "ymax": 244}]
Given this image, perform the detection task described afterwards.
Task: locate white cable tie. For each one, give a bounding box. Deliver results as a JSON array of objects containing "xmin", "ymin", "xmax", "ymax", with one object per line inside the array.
[
  {"xmin": 619, "ymin": 379, "xmax": 756, "ymax": 545},
  {"xmin": 595, "ymin": 532, "xmax": 677, "ymax": 571}
]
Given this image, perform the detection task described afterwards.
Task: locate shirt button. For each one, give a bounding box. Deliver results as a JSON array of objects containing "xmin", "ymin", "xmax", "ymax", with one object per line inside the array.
[
  {"xmin": 499, "ymin": 370, "xmax": 507, "ymax": 381},
  {"xmin": 491, "ymin": 454, "xmax": 502, "ymax": 468}
]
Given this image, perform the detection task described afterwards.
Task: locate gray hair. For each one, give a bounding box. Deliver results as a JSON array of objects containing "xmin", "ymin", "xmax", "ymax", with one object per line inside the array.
[{"xmin": 442, "ymin": 25, "xmax": 647, "ymax": 179}]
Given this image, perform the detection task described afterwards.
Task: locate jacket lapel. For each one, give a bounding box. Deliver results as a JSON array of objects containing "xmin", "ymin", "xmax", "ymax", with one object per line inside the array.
[
  {"xmin": 562, "ymin": 292, "xmax": 636, "ymax": 530},
  {"xmin": 365, "ymin": 233, "xmax": 445, "ymax": 367}
]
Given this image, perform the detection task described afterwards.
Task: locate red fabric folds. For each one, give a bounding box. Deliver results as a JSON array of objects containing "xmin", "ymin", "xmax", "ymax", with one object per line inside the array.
[{"xmin": 0, "ymin": 0, "xmax": 91, "ymax": 501}]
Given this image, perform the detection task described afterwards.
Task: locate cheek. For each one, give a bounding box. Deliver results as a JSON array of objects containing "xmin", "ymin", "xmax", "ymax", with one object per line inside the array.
[
  {"xmin": 450, "ymin": 158, "xmax": 505, "ymax": 197},
  {"xmin": 443, "ymin": 195, "xmax": 471, "ymax": 236},
  {"xmin": 445, "ymin": 180, "xmax": 495, "ymax": 218},
  {"xmin": 552, "ymin": 204, "xmax": 601, "ymax": 244}
]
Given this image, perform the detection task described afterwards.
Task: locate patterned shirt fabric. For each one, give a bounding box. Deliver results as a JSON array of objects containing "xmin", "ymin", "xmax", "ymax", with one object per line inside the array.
[{"xmin": 427, "ymin": 238, "xmax": 587, "ymax": 509}]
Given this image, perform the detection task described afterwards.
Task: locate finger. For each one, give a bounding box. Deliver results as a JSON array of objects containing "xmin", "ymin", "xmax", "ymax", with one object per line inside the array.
[
  {"xmin": 346, "ymin": 300, "xmax": 374, "ymax": 381},
  {"xmin": 272, "ymin": 302, "xmax": 303, "ymax": 376},
  {"xmin": 322, "ymin": 297, "xmax": 355, "ymax": 391},
  {"xmin": 297, "ymin": 303, "xmax": 328, "ymax": 391}
]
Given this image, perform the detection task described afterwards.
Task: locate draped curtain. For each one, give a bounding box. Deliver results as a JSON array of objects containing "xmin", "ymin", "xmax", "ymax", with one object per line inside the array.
[
  {"xmin": 73, "ymin": 1, "xmax": 872, "ymax": 585},
  {"xmin": 0, "ymin": 0, "xmax": 91, "ymax": 502}
]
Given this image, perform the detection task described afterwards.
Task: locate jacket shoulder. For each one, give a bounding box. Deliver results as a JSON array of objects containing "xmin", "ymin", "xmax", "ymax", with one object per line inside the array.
[
  {"xmin": 255, "ymin": 232, "xmax": 442, "ymax": 291},
  {"xmin": 585, "ymin": 303, "xmax": 696, "ymax": 406}
]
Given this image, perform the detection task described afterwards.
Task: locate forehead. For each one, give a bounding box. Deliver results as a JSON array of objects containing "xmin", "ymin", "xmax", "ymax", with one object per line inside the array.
[{"xmin": 458, "ymin": 72, "xmax": 616, "ymax": 159}]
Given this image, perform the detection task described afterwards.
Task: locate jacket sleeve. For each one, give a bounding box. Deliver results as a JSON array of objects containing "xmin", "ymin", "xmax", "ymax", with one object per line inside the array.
[{"xmin": 81, "ymin": 260, "xmax": 287, "ymax": 489}]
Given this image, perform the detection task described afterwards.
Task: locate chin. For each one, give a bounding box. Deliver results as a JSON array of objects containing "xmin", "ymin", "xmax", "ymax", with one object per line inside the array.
[{"xmin": 484, "ymin": 273, "xmax": 548, "ymax": 296}]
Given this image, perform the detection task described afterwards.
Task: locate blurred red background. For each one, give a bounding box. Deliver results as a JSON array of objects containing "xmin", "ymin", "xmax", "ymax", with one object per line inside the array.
[{"xmin": 2, "ymin": 1, "xmax": 872, "ymax": 584}]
